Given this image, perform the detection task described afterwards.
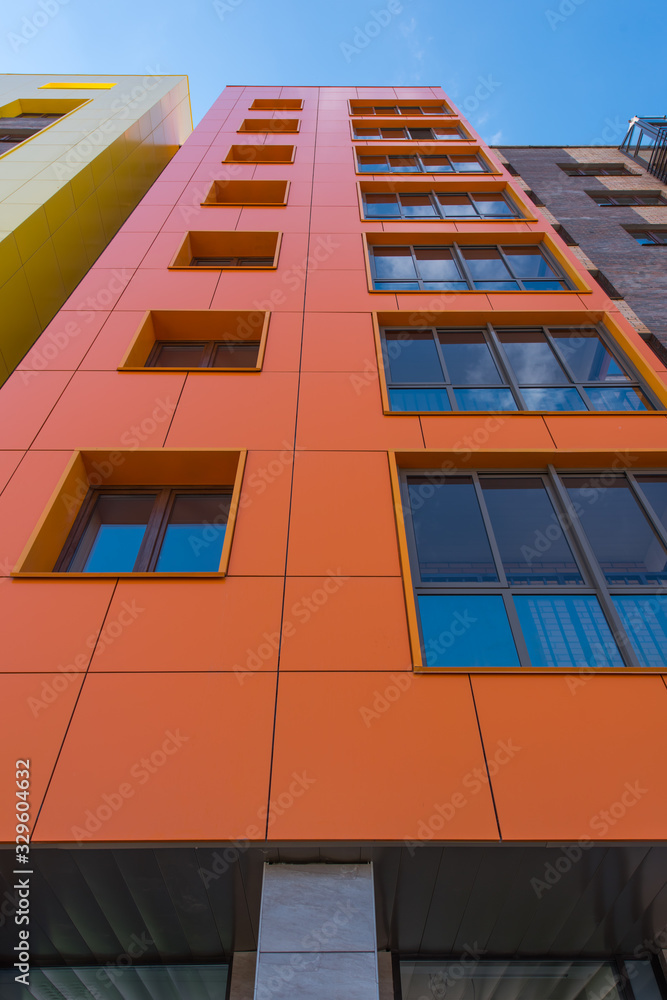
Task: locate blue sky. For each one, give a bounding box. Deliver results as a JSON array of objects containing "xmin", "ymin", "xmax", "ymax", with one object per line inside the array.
[{"xmin": 2, "ymin": 0, "xmax": 663, "ymax": 145}]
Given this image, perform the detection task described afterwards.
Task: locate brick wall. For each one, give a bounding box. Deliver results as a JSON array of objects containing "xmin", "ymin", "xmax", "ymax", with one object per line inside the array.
[{"xmin": 494, "ymin": 145, "xmax": 667, "ymax": 361}]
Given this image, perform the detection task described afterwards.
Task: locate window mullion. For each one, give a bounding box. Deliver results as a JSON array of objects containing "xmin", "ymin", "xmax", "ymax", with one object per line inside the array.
[
  {"xmin": 496, "ymin": 245, "xmax": 519, "ymax": 287},
  {"xmin": 503, "ymin": 593, "xmax": 532, "ymax": 667},
  {"xmin": 410, "ymin": 245, "xmax": 423, "ymax": 289},
  {"xmin": 627, "ymin": 473, "xmax": 667, "ymax": 552},
  {"xmin": 452, "ymin": 242, "xmax": 474, "ymax": 290},
  {"xmin": 546, "ymin": 466, "xmax": 641, "ymax": 668},
  {"xmin": 543, "ymin": 325, "xmax": 578, "ymax": 383},
  {"xmin": 486, "ymin": 323, "xmax": 523, "ymax": 407},
  {"xmin": 432, "ymin": 327, "xmax": 451, "ymax": 384},
  {"xmin": 202, "ymin": 343, "xmax": 216, "ymax": 368},
  {"xmin": 138, "ymin": 489, "xmax": 172, "ymax": 572},
  {"xmin": 400, "ymin": 472, "xmax": 428, "ymax": 587},
  {"xmin": 472, "ymin": 473, "xmax": 508, "ymax": 588}
]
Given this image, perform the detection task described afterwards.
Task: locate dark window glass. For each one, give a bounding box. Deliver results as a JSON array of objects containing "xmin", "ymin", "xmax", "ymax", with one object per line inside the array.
[
  {"xmin": 408, "ymin": 477, "xmax": 498, "ymax": 582},
  {"xmin": 389, "ymin": 388, "xmax": 451, "ymax": 411},
  {"xmin": 432, "ymin": 127, "xmax": 460, "ymax": 139},
  {"xmin": 437, "ymin": 194, "xmax": 477, "ymax": 217},
  {"xmin": 498, "ymin": 329, "xmax": 569, "ymax": 384},
  {"xmin": 408, "ymin": 128, "xmax": 434, "ymax": 140},
  {"xmin": 212, "ymin": 342, "xmax": 259, "ymax": 367},
  {"xmin": 152, "ymin": 343, "xmax": 207, "ymax": 368},
  {"xmin": 480, "ymin": 477, "xmax": 583, "ymax": 585},
  {"xmin": 384, "ymin": 332, "xmax": 443, "ymax": 383},
  {"xmin": 380, "ymin": 128, "xmax": 405, "ymax": 139},
  {"xmin": 420, "ymin": 155, "xmax": 454, "ymax": 172},
  {"xmin": 399, "ymin": 193, "xmax": 437, "ymax": 217},
  {"xmin": 438, "ymin": 330, "xmax": 502, "ymax": 384},
  {"xmin": 515, "ymin": 595, "xmax": 624, "ymax": 667},
  {"xmin": 550, "ymin": 329, "xmax": 628, "ymax": 381},
  {"xmin": 461, "ymin": 247, "xmax": 517, "ymax": 290},
  {"xmin": 389, "ymin": 155, "xmax": 419, "ymax": 171},
  {"xmin": 521, "ymin": 387, "xmax": 587, "ymax": 411},
  {"xmin": 373, "ymin": 247, "xmax": 417, "ymax": 280},
  {"xmin": 358, "ymin": 155, "xmax": 389, "ymax": 172},
  {"xmin": 565, "ymin": 477, "xmax": 667, "ymax": 585},
  {"xmin": 635, "ymin": 476, "xmax": 667, "ymax": 533},
  {"xmin": 156, "ymin": 494, "xmax": 230, "ymax": 572},
  {"xmin": 503, "ymin": 245, "xmax": 560, "ymax": 280},
  {"xmin": 613, "ymin": 596, "xmax": 667, "ymax": 668},
  {"xmin": 450, "ymin": 156, "xmax": 484, "ymax": 172},
  {"xmin": 71, "ymin": 495, "xmax": 156, "ymax": 573},
  {"xmin": 365, "ymin": 193, "xmax": 400, "ymax": 217},
  {"xmin": 585, "ymin": 386, "xmax": 649, "ymax": 411},
  {"xmin": 454, "ymin": 388, "xmax": 518, "ymax": 410},
  {"xmin": 472, "ymin": 193, "xmax": 514, "ymax": 217},
  {"xmin": 414, "ymin": 247, "xmax": 464, "ymax": 285}
]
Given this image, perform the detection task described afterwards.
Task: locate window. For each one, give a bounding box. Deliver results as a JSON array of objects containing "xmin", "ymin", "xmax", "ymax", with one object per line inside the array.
[
  {"xmin": 362, "ymin": 189, "xmax": 521, "ymax": 220},
  {"xmin": 170, "ymin": 232, "xmax": 280, "ymax": 269},
  {"xmin": 224, "ymin": 144, "xmax": 295, "ymax": 163},
  {"xmin": 56, "ymin": 489, "xmax": 232, "ymax": 573},
  {"xmin": 369, "ymin": 243, "xmax": 571, "ymax": 291},
  {"xmin": 237, "ymin": 118, "xmax": 300, "ymax": 133},
  {"xmin": 381, "ymin": 324, "xmax": 655, "ymax": 413},
  {"xmin": 0, "ymin": 111, "xmax": 63, "ymax": 151},
  {"xmin": 250, "ymin": 98, "xmax": 302, "ymax": 110},
  {"xmin": 353, "ymin": 123, "xmax": 466, "ymax": 140},
  {"xmin": 350, "ymin": 102, "xmax": 451, "ymax": 116},
  {"xmin": 357, "ymin": 151, "xmax": 489, "ymax": 174},
  {"xmin": 202, "ymin": 179, "xmax": 289, "ymax": 207},
  {"xmin": 13, "ymin": 450, "xmax": 244, "ymax": 578},
  {"xmin": 147, "ymin": 340, "xmax": 260, "ymax": 368},
  {"xmin": 401, "ymin": 468, "xmax": 667, "ymax": 668},
  {"xmin": 627, "ymin": 228, "xmax": 667, "ymax": 246},
  {"xmin": 560, "ymin": 162, "xmax": 636, "ymax": 176},
  {"xmin": 589, "ymin": 190, "xmax": 666, "ymax": 206},
  {"xmin": 120, "ymin": 310, "xmax": 268, "ymax": 372},
  {"xmin": 399, "ymin": 959, "xmax": 661, "ymax": 1000},
  {"xmin": 588, "ymin": 268, "xmax": 623, "ymax": 299}
]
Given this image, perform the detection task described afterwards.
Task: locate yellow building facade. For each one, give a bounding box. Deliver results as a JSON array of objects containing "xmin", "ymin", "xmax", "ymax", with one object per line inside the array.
[{"xmin": 0, "ymin": 74, "xmax": 192, "ymax": 382}]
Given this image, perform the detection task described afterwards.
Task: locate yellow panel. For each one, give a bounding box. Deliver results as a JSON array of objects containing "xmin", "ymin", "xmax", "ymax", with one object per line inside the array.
[
  {"xmin": 23, "ymin": 240, "xmax": 66, "ymax": 327},
  {"xmin": 75, "ymin": 192, "xmax": 106, "ymax": 264},
  {"xmin": 0, "ymin": 351, "xmax": 10, "ymax": 388},
  {"xmin": 89, "ymin": 148, "xmax": 113, "ymax": 186},
  {"xmin": 0, "ymin": 232, "xmax": 21, "ymax": 285},
  {"xmin": 13, "ymin": 207, "xmax": 50, "ymax": 263},
  {"xmin": 94, "ymin": 172, "xmax": 123, "ymax": 240},
  {"xmin": 69, "ymin": 164, "xmax": 95, "ymax": 208},
  {"xmin": 3, "ymin": 179, "xmax": 63, "ymax": 207},
  {"xmin": 44, "ymin": 184, "xmax": 76, "ymax": 234},
  {"xmin": 51, "ymin": 213, "xmax": 89, "ymax": 294},
  {"xmin": 39, "ymin": 82, "xmax": 117, "ymax": 90},
  {"xmin": 0, "ymin": 269, "xmax": 41, "ymax": 371}
]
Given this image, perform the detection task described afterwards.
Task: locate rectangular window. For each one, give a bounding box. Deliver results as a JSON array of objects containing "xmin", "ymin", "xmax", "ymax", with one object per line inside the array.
[
  {"xmin": 357, "ymin": 151, "xmax": 490, "ymax": 173},
  {"xmin": 589, "ymin": 190, "xmax": 667, "ymax": 206},
  {"xmin": 120, "ymin": 310, "xmax": 268, "ymax": 372},
  {"xmin": 362, "ymin": 189, "xmax": 520, "ymax": 220},
  {"xmin": 369, "ymin": 243, "xmax": 571, "ymax": 291},
  {"xmin": 401, "ymin": 468, "xmax": 667, "ymax": 668},
  {"xmin": 400, "ymin": 959, "xmax": 660, "ymax": 1000},
  {"xmin": 56, "ymin": 489, "xmax": 232, "ymax": 573},
  {"xmin": 147, "ymin": 341, "xmax": 260, "ymax": 369},
  {"xmin": 627, "ymin": 229, "xmax": 667, "ymax": 246},
  {"xmin": 0, "ymin": 111, "xmax": 63, "ymax": 150},
  {"xmin": 202, "ymin": 179, "xmax": 289, "ymax": 207},
  {"xmin": 353, "ymin": 123, "xmax": 466, "ymax": 140},
  {"xmin": 381, "ymin": 324, "xmax": 655, "ymax": 413},
  {"xmin": 559, "ymin": 162, "xmax": 636, "ymax": 176},
  {"xmin": 237, "ymin": 118, "xmax": 300, "ymax": 133},
  {"xmin": 350, "ymin": 102, "xmax": 452, "ymax": 116},
  {"xmin": 170, "ymin": 232, "xmax": 280, "ymax": 269},
  {"xmin": 224, "ymin": 144, "xmax": 295, "ymax": 163},
  {"xmin": 249, "ymin": 98, "xmax": 303, "ymax": 110}
]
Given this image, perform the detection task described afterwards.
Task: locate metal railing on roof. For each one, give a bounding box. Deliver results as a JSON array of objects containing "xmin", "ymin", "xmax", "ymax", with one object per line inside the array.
[{"xmin": 620, "ymin": 115, "xmax": 667, "ymax": 183}]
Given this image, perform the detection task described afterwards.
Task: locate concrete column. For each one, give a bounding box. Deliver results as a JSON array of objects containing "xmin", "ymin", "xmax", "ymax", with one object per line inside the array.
[{"xmin": 253, "ymin": 863, "xmax": 380, "ymax": 1000}]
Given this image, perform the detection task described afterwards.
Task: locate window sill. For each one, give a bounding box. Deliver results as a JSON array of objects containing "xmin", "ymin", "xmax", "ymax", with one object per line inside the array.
[
  {"xmin": 11, "ymin": 571, "xmax": 227, "ymax": 579},
  {"xmin": 118, "ymin": 366, "xmax": 262, "ymax": 373}
]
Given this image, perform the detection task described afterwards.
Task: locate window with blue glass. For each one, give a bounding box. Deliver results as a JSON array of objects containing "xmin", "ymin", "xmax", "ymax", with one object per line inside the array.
[
  {"xmin": 357, "ymin": 152, "xmax": 489, "ymax": 173},
  {"xmin": 353, "ymin": 123, "xmax": 466, "ymax": 140},
  {"xmin": 369, "ymin": 243, "xmax": 571, "ymax": 291},
  {"xmin": 402, "ymin": 469, "xmax": 667, "ymax": 668},
  {"xmin": 381, "ymin": 324, "xmax": 656, "ymax": 413},
  {"xmin": 363, "ymin": 189, "xmax": 521, "ymax": 220},
  {"xmin": 56, "ymin": 489, "xmax": 232, "ymax": 573}
]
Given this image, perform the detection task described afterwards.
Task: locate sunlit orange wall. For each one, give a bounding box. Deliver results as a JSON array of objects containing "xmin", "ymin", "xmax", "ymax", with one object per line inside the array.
[{"xmin": 2, "ymin": 87, "xmax": 667, "ymax": 849}]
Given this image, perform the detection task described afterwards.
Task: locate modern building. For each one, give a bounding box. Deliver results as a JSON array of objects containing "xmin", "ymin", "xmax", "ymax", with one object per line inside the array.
[
  {"xmin": 0, "ymin": 74, "xmax": 192, "ymax": 383},
  {"xmin": 494, "ymin": 132, "xmax": 667, "ymax": 361},
  {"xmin": 1, "ymin": 86, "xmax": 667, "ymax": 1000}
]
